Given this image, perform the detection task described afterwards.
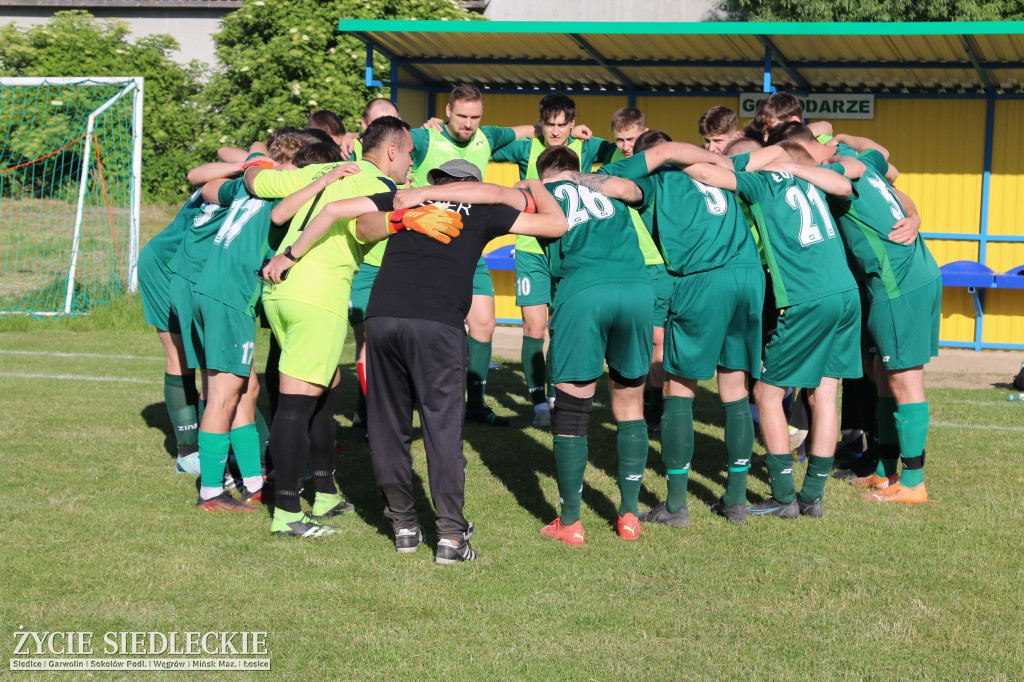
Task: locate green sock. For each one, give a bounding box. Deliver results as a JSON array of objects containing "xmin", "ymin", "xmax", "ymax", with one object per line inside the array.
[
  {"xmin": 800, "ymin": 454, "xmax": 834, "ymax": 502},
  {"xmin": 895, "ymin": 401, "xmax": 928, "ymax": 488},
  {"xmin": 616, "ymin": 420, "xmax": 648, "ymax": 516},
  {"xmin": 661, "ymin": 396, "xmax": 694, "ymax": 513},
  {"xmin": 875, "ymin": 397, "xmax": 900, "ymax": 477},
  {"xmin": 164, "ymin": 373, "xmax": 198, "ymax": 451},
  {"xmin": 198, "ymin": 430, "xmax": 230, "ymax": 489},
  {"xmin": 229, "ymin": 422, "xmax": 262, "ymax": 479},
  {"xmin": 553, "ymin": 435, "xmax": 588, "ymax": 525},
  {"xmin": 722, "ymin": 396, "xmax": 754, "ymax": 506},
  {"xmin": 466, "ymin": 337, "xmax": 491, "ymax": 406},
  {"xmin": 313, "ymin": 492, "xmax": 343, "ymax": 516},
  {"xmin": 765, "ymin": 453, "xmax": 796, "ymax": 503},
  {"xmin": 522, "ymin": 335, "xmax": 547, "ymax": 405},
  {"xmin": 254, "ymin": 409, "xmax": 270, "ymax": 461}
]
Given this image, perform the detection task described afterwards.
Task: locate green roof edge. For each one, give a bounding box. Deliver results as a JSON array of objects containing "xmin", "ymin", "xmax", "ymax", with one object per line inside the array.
[{"xmin": 338, "ymin": 19, "xmax": 1024, "ymax": 36}]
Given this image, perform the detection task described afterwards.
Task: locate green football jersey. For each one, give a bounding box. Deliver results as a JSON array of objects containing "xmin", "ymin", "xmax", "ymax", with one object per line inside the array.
[
  {"xmin": 603, "ymin": 152, "xmax": 760, "ymax": 276},
  {"xmin": 826, "ymin": 151, "xmax": 940, "ymax": 302},
  {"xmin": 540, "ymin": 180, "xmax": 652, "ymax": 307},
  {"xmin": 734, "ymin": 170, "xmax": 857, "ymax": 307},
  {"xmin": 193, "ymin": 178, "xmax": 283, "ymax": 318},
  {"xmin": 141, "ymin": 188, "xmax": 205, "ymax": 275},
  {"xmin": 166, "ymin": 188, "xmax": 234, "ymax": 284}
]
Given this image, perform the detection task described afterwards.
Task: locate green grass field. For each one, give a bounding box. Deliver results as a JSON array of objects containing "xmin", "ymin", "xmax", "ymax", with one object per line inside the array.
[{"xmin": 2, "ymin": 298, "xmax": 1022, "ymax": 679}]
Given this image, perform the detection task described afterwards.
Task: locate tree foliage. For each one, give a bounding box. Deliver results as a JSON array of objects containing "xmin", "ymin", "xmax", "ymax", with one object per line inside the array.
[
  {"xmin": 201, "ymin": 0, "xmax": 481, "ymax": 155},
  {"xmin": 715, "ymin": 0, "xmax": 1024, "ymax": 21},
  {"xmin": 0, "ymin": 11, "xmax": 207, "ymax": 201}
]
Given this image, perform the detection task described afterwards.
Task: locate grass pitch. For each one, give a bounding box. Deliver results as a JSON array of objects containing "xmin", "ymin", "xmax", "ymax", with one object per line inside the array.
[{"xmin": 1, "ymin": 299, "xmax": 1022, "ymax": 679}]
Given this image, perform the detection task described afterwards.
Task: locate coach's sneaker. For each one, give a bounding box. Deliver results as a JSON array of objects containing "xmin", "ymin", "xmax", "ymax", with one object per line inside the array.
[
  {"xmin": 196, "ymin": 490, "xmax": 257, "ymax": 513},
  {"xmin": 175, "ymin": 452, "xmax": 201, "ymax": 475},
  {"xmin": 638, "ymin": 501, "xmax": 691, "ymax": 528},
  {"xmin": 746, "ymin": 496, "xmax": 799, "ymax": 519},
  {"xmin": 311, "ymin": 492, "xmax": 355, "ymax": 519},
  {"xmin": 270, "ymin": 511, "xmax": 338, "ymax": 537},
  {"xmin": 466, "ymin": 403, "xmax": 510, "ymax": 426},
  {"xmin": 849, "ymin": 472, "xmax": 899, "ymax": 490},
  {"xmin": 710, "ymin": 497, "xmax": 747, "ymax": 524},
  {"xmin": 394, "ymin": 526, "xmax": 424, "ymax": 554},
  {"xmin": 615, "ymin": 513, "xmax": 641, "ymax": 540},
  {"xmin": 532, "ymin": 403, "xmax": 551, "ymax": 428},
  {"xmin": 435, "ymin": 538, "xmax": 479, "ymax": 564},
  {"xmin": 540, "ymin": 518, "xmax": 586, "ymax": 546},
  {"xmin": 860, "ymin": 482, "xmax": 928, "ymax": 504},
  {"xmin": 796, "ymin": 495, "xmax": 824, "ymax": 518}
]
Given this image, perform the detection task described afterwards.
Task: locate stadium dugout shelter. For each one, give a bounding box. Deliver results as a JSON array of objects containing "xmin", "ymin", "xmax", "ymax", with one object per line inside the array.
[{"xmin": 340, "ymin": 20, "xmax": 1024, "ymax": 351}]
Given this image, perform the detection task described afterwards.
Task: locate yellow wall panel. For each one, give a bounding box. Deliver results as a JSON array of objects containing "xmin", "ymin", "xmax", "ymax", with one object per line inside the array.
[
  {"xmin": 637, "ymin": 95, "xmax": 725, "ymax": 146},
  {"xmin": 987, "ymin": 243, "xmax": 1024, "ymax": 273},
  {"xmin": 988, "ymin": 101, "xmax": 1024, "ymax": 237},
  {"xmin": 940, "ymin": 287, "xmax": 980, "ymax": 343},
  {"xmin": 926, "ymin": 238, "xmax": 979, "ymax": 267},
  {"xmin": 983, "ymin": 290, "xmax": 1024, "ymax": 345}
]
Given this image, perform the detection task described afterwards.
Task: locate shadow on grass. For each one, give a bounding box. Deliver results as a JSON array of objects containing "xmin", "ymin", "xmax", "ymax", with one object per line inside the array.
[{"xmin": 141, "ymin": 402, "xmax": 178, "ymax": 462}]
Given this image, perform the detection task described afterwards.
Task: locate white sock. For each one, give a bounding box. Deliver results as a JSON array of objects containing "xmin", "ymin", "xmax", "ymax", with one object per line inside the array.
[
  {"xmin": 199, "ymin": 486, "xmax": 223, "ymax": 501},
  {"xmin": 243, "ymin": 476, "xmax": 263, "ymax": 492}
]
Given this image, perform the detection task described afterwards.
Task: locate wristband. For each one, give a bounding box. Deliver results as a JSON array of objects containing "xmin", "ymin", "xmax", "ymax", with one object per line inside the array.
[
  {"xmin": 242, "ymin": 157, "xmax": 275, "ymax": 171},
  {"xmin": 387, "ymin": 209, "xmax": 408, "ymax": 235},
  {"xmin": 518, "ymin": 188, "xmax": 537, "ymax": 214}
]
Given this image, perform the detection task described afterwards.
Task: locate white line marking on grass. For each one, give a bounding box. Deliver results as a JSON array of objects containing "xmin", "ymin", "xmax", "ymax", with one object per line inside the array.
[
  {"xmin": 0, "ymin": 372, "xmax": 158, "ymax": 385},
  {"xmin": 931, "ymin": 421, "xmax": 1024, "ymax": 433},
  {"xmin": 0, "ymin": 350, "xmax": 162, "ymax": 361}
]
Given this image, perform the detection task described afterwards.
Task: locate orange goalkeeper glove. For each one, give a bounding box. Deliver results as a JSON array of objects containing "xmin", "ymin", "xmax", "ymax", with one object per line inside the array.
[{"xmin": 387, "ymin": 205, "xmax": 463, "ymax": 244}]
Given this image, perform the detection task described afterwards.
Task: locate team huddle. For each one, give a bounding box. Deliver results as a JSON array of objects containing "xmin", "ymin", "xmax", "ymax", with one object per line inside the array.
[{"xmin": 139, "ymin": 86, "xmax": 940, "ymax": 564}]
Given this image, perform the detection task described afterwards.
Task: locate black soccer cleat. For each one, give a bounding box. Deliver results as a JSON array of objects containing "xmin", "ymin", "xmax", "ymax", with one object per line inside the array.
[
  {"xmin": 394, "ymin": 526, "xmax": 424, "ymax": 554},
  {"xmin": 710, "ymin": 497, "xmax": 747, "ymax": 524},
  {"xmin": 796, "ymin": 496, "xmax": 823, "ymax": 518},
  {"xmin": 638, "ymin": 500, "xmax": 690, "ymax": 528},
  {"xmin": 746, "ymin": 496, "xmax": 799, "ymax": 519}
]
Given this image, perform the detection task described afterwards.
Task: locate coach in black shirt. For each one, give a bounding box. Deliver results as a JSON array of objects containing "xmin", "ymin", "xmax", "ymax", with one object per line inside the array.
[{"xmin": 364, "ymin": 159, "xmax": 567, "ymax": 564}]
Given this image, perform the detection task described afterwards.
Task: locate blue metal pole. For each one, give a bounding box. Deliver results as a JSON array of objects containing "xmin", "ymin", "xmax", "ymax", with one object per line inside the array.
[
  {"xmin": 365, "ymin": 44, "xmax": 384, "ymax": 87},
  {"xmin": 763, "ymin": 46, "xmax": 774, "ymax": 93},
  {"xmin": 975, "ymin": 93, "xmax": 996, "ymax": 351}
]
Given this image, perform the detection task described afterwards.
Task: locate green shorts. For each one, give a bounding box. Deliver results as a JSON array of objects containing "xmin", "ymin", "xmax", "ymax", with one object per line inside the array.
[
  {"xmin": 515, "ymin": 249, "xmax": 551, "ymax": 307},
  {"xmin": 138, "ymin": 245, "xmax": 177, "ymax": 333},
  {"xmin": 168, "ymin": 274, "xmax": 200, "ymax": 369},
  {"xmin": 192, "ymin": 293, "xmax": 257, "ymax": 377},
  {"xmin": 348, "ymin": 263, "xmax": 379, "ymax": 327},
  {"xmin": 648, "ymin": 263, "xmax": 672, "ymax": 329},
  {"xmin": 663, "ymin": 265, "xmax": 764, "ymax": 381},
  {"xmin": 263, "ymin": 298, "xmax": 348, "ymax": 387},
  {"xmin": 868, "ymin": 277, "xmax": 942, "ymax": 371},
  {"xmin": 549, "ymin": 282, "xmax": 654, "ymax": 384},
  {"xmin": 760, "ymin": 289, "xmax": 863, "ymax": 388},
  {"xmin": 473, "ymin": 257, "xmax": 494, "ymax": 297}
]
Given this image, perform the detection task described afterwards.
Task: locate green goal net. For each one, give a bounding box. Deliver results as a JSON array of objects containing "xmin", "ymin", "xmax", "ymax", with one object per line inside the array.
[{"xmin": 0, "ymin": 77, "xmax": 142, "ymax": 315}]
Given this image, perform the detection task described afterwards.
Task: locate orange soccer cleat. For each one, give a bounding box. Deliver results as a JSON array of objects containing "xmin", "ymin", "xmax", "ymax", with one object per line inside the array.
[
  {"xmin": 540, "ymin": 518, "xmax": 586, "ymax": 546},
  {"xmin": 849, "ymin": 473, "xmax": 899, "ymax": 490},
  {"xmin": 615, "ymin": 513, "xmax": 641, "ymax": 540},
  {"xmin": 859, "ymin": 482, "xmax": 928, "ymax": 504}
]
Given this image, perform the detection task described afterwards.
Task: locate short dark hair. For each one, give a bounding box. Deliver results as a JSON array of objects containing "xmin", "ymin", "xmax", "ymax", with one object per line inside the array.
[
  {"xmin": 539, "ymin": 93, "xmax": 575, "ymax": 124},
  {"xmin": 450, "ymin": 84, "xmax": 483, "ymax": 106},
  {"xmin": 361, "ymin": 116, "xmax": 411, "ymax": 155},
  {"xmin": 633, "ymin": 129, "xmax": 673, "ymax": 154},
  {"xmin": 779, "ymin": 140, "xmax": 815, "ymax": 165},
  {"xmin": 293, "ymin": 142, "xmax": 343, "ymax": 168},
  {"xmin": 723, "ymin": 137, "xmax": 763, "ymax": 156},
  {"xmin": 536, "ymin": 145, "xmax": 580, "ymax": 178},
  {"xmin": 303, "ymin": 127, "xmax": 338, "ymax": 148},
  {"xmin": 765, "ymin": 120, "xmax": 816, "ymax": 146},
  {"xmin": 752, "ymin": 92, "xmax": 804, "ymax": 133},
  {"xmin": 307, "ymin": 109, "xmax": 345, "ymax": 137},
  {"xmin": 698, "ymin": 106, "xmax": 739, "ymax": 137},
  {"xmin": 611, "ymin": 106, "xmax": 646, "ymax": 132},
  {"xmin": 431, "ymin": 174, "xmax": 477, "ymax": 186}
]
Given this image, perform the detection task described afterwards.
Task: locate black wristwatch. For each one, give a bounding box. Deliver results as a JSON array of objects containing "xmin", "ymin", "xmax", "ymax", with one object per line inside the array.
[{"xmin": 283, "ymin": 246, "xmax": 300, "ymax": 262}]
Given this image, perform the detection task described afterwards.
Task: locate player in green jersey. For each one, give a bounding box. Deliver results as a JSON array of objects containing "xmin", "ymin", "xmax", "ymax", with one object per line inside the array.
[
  {"xmin": 489, "ymin": 93, "xmax": 618, "ymax": 427},
  {"xmin": 685, "ymin": 150, "xmax": 863, "ymax": 519},
  {"xmin": 610, "ymin": 107, "xmax": 649, "ymax": 159},
  {"xmin": 699, "ymin": 106, "xmax": 744, "ymax": 154},
  {"xmin": 243, "ymin": 116, "xmax": 416, "ymax": 536},
  {"xmin": 556, "ymin": 136, "xmax": 773, "ymax": 528},
  {"xmin": 769, "ymin": 122, "xmax": 936, "ymax": 505},
  {"xmin": 528, "ymin": 146, "xmax": 656, "ymax": 544},
  {"xmin": 413, "ymin": 85, "xmax": 541, "ymax": 426}
]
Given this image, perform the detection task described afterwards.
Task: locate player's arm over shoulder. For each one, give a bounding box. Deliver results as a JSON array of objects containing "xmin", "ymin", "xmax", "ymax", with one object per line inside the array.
[{"xmin": 508, "ymin": 179, "xmax": 568, "ymax": 239}]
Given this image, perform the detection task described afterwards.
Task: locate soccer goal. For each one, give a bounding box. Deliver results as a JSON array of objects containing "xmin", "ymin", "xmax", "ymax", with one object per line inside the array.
[{"xmin": 0, "ymin": 77, "xmax": 143, "ymax": 315}]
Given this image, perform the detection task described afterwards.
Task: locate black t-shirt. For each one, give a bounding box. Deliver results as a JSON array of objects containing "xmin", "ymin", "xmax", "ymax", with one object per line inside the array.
[{"xmin": 366, "ymin": 202, "xmax": 521, "ymax": 328}]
